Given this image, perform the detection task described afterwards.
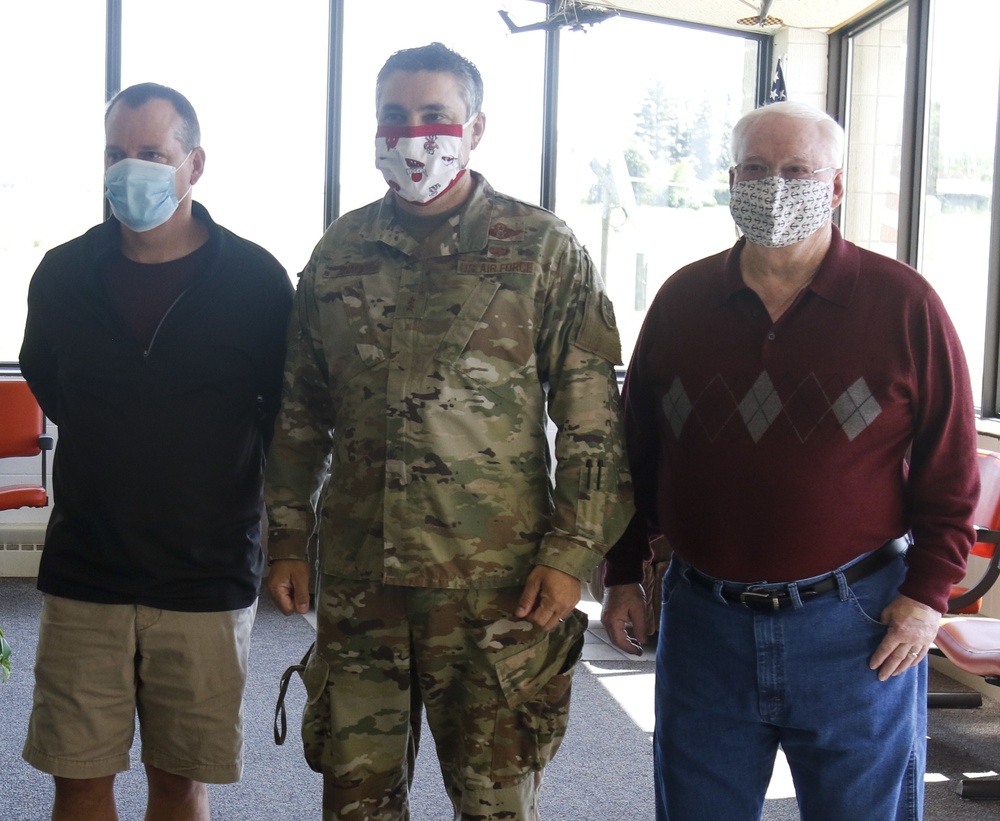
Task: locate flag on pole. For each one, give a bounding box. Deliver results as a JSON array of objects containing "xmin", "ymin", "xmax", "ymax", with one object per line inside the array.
[{"xmin": 769, "ymin": 59, "xmax": 787, "ymax": 103}]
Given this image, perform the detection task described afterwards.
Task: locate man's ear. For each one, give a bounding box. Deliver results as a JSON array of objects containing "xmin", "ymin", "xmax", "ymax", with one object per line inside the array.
[
  {"xmin": 831, "ymin": 168, "xmax": 845, "ymax": 209},
  {"xmin": 469, "ymin": 112, "xmax": 486, "ymax": 150},
  {"xmin": 188, "ymin": 146, "xmax": 207, "ymax": 185}
]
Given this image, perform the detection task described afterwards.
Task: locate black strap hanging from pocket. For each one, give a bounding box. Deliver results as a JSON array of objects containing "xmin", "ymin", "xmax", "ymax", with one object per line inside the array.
[{"xmin": 274, "ymin": 642, "xmax": 314, "ymax": 745}]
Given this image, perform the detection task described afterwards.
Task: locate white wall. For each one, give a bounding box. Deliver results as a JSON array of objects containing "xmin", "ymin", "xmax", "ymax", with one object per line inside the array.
[{"xmin": 772, "ymin": 27, "xmax": 830, "ymax": 109}]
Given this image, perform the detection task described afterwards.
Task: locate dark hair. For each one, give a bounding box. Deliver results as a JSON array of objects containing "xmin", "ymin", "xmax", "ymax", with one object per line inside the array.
[
  {"xmin": 105, "ymin": 83, "xmax": 201, "ymax": 151},
  {"xmin": 376, "ymin": 42, "xmax": 483, "ymax": 119}
]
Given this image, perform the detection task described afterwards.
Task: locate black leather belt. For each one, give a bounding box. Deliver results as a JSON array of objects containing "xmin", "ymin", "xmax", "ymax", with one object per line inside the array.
[{"xmin": 687, "ymin": 537, "xmax": 909, "ymax": 612}]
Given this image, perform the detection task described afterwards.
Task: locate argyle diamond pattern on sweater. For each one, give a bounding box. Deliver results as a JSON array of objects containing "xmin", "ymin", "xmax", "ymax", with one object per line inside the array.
[{"xmin": 662, "ymin": 373, "xmax": 882, "ymax": 443}]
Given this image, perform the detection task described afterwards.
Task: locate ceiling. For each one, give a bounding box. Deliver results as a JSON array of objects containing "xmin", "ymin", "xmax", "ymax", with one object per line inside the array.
[{"xmin": 579, "ymin": 0, "xmax": 888, "ymax": 34}]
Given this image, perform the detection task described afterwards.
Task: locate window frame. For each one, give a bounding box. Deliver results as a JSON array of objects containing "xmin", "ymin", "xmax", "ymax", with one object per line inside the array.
[{"xmin": 831, "ymin": 0, "xmax": 1000, "ymax": 418}]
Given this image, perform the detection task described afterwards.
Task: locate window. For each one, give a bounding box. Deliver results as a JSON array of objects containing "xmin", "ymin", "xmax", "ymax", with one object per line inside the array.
[
  {"xmin": 554, "ymin": 15, "xmax": 760, "ymax": 363},
  {"xmin": 916, "ymin": 0, "xmax": 999, "ymax": 406},
  {"xmin": 0, "ymin": 1, "xmax": 329, "ymax": 366},
  {"xmin": 121, "ymin": 0, "xmax": 329, "ymax": 277},
  {"xmin": 841, "ymin": 5, "xmax": 908, "ymax": 261},
  {"xmin": 0, "ymin": 1, "xmax": 105, "ymax": 363},
  {"xmin": 842, "ymin": 1, "xmax": 999, "ymax": 406}
]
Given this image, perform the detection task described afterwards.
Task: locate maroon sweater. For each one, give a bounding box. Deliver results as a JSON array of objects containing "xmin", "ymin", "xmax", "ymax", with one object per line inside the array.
[{"xmin": 605, "ymin": 227, "xmax": 979, "ymax": 612}]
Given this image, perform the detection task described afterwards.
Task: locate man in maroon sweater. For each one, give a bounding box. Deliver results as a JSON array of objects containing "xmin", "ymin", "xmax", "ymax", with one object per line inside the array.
[{"xmin": 601, "ymin": 101, "xmax": 979, "ymax": 820}]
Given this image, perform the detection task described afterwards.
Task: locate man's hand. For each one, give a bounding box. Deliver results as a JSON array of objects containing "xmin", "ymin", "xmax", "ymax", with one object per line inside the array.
[
  {"xmin": 515, "ymin": 566, "xmax": 582, "ymax": 632},
  {"xmin": 869, "ymin": 594, "xmax": 941, "ymax": 681},
  {"xmin": 267, "ymin": 559, "xmax": 312, "ymax": 616},
  {"xmin": 600, "ymin": 583, "xmax": 649, "ymax": 655}
]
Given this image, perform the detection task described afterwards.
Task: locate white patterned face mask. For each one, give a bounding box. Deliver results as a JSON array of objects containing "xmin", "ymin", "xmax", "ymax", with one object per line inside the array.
[
  {"xmin": 374, "ymin": 116, "xmax": 475, "ymax": 205},
  {"xmin": 729, "ymin": 176, "xmax": 833, "ymax": 248}
]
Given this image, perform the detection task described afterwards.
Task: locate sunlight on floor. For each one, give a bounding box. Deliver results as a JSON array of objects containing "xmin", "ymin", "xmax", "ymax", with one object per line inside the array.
[
  {"xmin": 584, "ymin": 659, "xmax": 802, "ymax": 800},
  {"xmin": 586, "ymin": 664, "xmax": 655, "ymax": 733},
  {"xmin": 765, "ymin": 750, "xmax": 796, "ymax": 799}
]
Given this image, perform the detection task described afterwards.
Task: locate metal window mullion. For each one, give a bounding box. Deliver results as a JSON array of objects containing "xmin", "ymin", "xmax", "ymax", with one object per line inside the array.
[
  {"xmin": 105, "ymin": 0, "xmax": 121, "ymax": 102},
  {"xmin": 898, "ymin": 0, "xmax": 930, "ymax": 268},
  {"xmin": 104, "ymin": 0, "xmax": 122, "ymax": 223},
  {"xmin": 325, "ymin": 0, "xmax": 344, "ymax": 228},
  {"xmin": 983, "ymin": 74, "xmax": 1000, "ymax": 416},
  {"xmin": 539, "ymin": 1, "xmax": 560, "ymax": 212},
  {"xmin": 757, "ymin": 36, "xmax": 773, "ymax": 109}
]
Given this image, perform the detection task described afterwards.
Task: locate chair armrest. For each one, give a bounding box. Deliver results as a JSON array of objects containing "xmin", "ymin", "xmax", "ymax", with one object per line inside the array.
[
  {"xmin": 948, "ymin": 526, "xmax": 1000, "ymax": 613},
  {"xmin": 974, "ymin": 525, "xmax": 1000, "ymax": 544}
]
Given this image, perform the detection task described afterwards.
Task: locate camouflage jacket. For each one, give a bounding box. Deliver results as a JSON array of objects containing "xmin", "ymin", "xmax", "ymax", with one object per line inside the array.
[{"xmin": 265, "ymin": 173, "xmax": 633, "ymax": 588}]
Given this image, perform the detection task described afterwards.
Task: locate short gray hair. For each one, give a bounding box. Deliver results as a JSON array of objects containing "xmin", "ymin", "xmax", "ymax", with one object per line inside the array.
[
  {"xmin": 732, "ymin": 101, "xmax": 844, "ymax": 169},
  {"xmin": 376, "ymin": 42, "xmax": 483, "ymax": 120}
]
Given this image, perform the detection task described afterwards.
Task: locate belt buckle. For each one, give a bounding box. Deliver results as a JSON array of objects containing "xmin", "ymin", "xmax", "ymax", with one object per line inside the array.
[{"xmin": 739, "ymin": 587, "xmax": 783, "ymax": 612}]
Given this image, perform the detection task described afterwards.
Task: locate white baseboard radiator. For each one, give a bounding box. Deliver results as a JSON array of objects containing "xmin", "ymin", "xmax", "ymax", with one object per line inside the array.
[{"xmin": 0, "ymin": 529, "xmax": 45, "ymax": 576}]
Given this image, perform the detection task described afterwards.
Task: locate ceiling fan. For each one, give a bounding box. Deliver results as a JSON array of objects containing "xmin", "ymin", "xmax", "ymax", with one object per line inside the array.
[{"xmin": 736, "ymin": 0, "xmax": 784, "ymax": 27}]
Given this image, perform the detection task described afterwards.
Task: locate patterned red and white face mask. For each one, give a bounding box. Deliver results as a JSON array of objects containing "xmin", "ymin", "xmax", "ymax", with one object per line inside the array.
[
  {"xmin": 375, "ymin": 116, "xmax": 475, "ymax": 205},
  {"xmin": 729, "ymin": 176, "xmax": 833, "ymax": 248}
]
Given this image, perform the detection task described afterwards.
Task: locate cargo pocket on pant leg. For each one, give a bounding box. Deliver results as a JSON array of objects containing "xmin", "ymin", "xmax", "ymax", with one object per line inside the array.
[
  {"xmin": 300, "ymin": 649, "xmax": 332, "ymax": 774},
  {"xmin": 492, "ymin": 609, "xmax": 587, "ymax": 778}
]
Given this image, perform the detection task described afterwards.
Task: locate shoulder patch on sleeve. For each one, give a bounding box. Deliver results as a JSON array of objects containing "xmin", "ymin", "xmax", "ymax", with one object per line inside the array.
[{"xmin": 575, "ymin": 289, "xmax": 623, "ymax": 365}]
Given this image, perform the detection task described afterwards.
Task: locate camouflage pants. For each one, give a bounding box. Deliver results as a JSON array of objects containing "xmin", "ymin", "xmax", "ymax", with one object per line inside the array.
[{"xmin": 301, "ymin": 574, "xmax": 588, "ymax": 820}]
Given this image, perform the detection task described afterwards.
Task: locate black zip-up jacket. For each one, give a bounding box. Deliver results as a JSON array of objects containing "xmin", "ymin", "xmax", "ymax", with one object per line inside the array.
[{"xmin": 19, "ymin": 203, "xmax": 293, "ymax": 611}]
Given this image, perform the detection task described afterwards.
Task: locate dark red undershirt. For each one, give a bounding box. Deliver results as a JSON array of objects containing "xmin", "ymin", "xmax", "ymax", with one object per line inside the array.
[{"xmin": 102, "ymin": 242, "xmax": 211, "ymax": 345}]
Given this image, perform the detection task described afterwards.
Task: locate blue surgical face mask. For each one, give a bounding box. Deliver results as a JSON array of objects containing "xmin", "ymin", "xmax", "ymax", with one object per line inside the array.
[{"xmin": 104, "ymin": 152, "xmax": 193, "ymax": 232}]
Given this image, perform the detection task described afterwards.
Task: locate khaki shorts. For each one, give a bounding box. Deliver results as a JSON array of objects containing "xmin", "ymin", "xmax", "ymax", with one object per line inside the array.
[{"xmin": 22, "ymin": 595, "xmax": 256, "ymax": 783}]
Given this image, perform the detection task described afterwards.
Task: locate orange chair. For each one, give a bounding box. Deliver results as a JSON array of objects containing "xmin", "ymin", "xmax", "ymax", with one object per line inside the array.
[
  {"xmin": 929, "ymin": 449, "xmax": 1000, "ymax": 799},
  {"xmin": 948, "ymin": 450, "xmax": 1000, "ymax": 616},
  {"xmin": 0, "ymin": 378, "xmax": 54, "ymax": 511}
]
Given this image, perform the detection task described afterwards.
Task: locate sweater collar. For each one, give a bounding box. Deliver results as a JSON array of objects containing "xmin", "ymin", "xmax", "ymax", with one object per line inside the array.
[{"xmin": 720, "ymin": 224, "xmax": 859, "ymax": 309}]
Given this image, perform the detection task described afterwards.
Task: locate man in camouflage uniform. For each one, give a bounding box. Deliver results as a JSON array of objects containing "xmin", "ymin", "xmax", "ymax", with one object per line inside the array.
[{"xmin": 264, "ymin": 42, "xmax": 633, "ymax": 821}]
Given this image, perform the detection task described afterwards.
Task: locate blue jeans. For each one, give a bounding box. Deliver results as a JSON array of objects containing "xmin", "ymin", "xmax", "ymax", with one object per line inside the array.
[{"xmin": 654, "ymin": 552, "xmax": 926, "ymax": 821}]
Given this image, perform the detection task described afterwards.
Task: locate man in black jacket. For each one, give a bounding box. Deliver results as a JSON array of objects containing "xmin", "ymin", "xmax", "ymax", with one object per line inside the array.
[{"xmin": 19, "ymin": 83, "xmax": 293, "ymax": 821}]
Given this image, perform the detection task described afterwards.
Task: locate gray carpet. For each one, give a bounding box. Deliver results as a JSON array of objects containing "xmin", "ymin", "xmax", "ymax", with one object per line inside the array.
[{"xmin": 1, "ymin": 576, "xmax": 998, "ymax": 820}]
